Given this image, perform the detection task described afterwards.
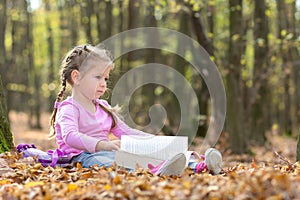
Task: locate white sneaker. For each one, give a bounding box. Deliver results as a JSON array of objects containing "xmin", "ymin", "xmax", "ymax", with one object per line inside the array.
[
  {"xmin": 149, "ymin": 153, "xmax": 186, "ymax": 176},
  {"xmin": 204, "ymin": 148, "xmax": 222, "ymax": 174}
]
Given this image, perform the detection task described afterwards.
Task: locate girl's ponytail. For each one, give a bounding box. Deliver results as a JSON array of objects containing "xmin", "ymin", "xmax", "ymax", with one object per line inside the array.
[{"xmin": 48, "ymin": 77, "xmax": 67, "ymax": 139}]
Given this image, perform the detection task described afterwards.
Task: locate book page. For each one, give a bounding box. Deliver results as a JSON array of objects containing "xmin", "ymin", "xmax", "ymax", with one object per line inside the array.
[{"xmin": 120, "ymin": 135, "xmax": 188, "ymax": 160}]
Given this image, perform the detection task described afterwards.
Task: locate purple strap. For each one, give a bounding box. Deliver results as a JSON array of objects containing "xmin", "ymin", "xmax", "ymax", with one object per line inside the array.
[
  {"xmin": 16, "ymin": 144, "xmax": 36, "ymax": 153},
  {"xmin": 47, "ymin": 149, "xmax": 68, "ymax": 167}
]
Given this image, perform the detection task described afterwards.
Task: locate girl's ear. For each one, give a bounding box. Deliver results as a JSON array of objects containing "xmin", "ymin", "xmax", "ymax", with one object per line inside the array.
[{"xmin": 71, "ymin": 70, "xmax": 80, "ymax": 85}]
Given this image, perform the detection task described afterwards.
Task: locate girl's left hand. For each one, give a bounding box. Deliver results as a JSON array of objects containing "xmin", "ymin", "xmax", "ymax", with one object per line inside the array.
[{"xmin": 111, "ymin": 140, "xmax": 121, "ymax": 148}]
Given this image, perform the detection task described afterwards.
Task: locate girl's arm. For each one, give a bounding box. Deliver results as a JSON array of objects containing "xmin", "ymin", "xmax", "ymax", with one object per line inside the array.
[{"xmin": 57, "ymin": 104, "xmax": 101, "ymax": 152}]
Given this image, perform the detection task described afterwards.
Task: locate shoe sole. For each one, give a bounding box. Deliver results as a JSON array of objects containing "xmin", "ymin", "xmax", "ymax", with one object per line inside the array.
[
  {"xmin": 205, "ymin": 148, "xmax": 222, "ymax": 174},
  {"xmin": 159, "ymin": 153, "xmax": 186, "ymax": 176}
]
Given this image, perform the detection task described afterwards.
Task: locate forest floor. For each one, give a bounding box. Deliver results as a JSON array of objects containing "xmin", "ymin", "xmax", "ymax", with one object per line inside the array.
[{"xmin": 0, "ymin": 111, "xmax": 299, "ymax": 199}]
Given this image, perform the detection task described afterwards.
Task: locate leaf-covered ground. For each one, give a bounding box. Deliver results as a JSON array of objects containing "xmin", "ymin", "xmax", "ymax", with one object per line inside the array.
[
  {"xmin": 0, "ymin": 111, "xmax": 299, "ymax": 199},
  {"xmin": 0, "ymin": 151, "xmax": 299, "ymax": 200}
]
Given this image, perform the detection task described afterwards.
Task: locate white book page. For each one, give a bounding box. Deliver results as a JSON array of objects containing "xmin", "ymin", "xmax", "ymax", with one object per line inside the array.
[{"xmin": 120, "ymin": 135, "xmax": 188, "ymax": 160}]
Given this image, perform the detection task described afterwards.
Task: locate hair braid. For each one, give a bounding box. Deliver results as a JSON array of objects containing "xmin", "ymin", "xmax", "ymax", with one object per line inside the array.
[{"xmin": 48, "ymin": 76, "xmax": 67, "ymax": 139}]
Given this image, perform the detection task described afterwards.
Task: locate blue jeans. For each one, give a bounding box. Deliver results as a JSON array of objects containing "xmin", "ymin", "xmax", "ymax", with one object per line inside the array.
[
  {"xmin": 72, "ymin": 151, "xmax": 199, "ymax": 171},
  {"xmin": 71, "ymin": 151, "xmax": 115, "ymax": 168}
]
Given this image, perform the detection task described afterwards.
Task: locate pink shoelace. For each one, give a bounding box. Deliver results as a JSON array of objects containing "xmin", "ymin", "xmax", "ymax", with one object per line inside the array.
[
  {"xmin": 148, "ymin": 161, "xmax": 166, "ymax": 175},
  {"xmin": 195, "ymin": 155, "xmax": 207, "ymax": 173}
]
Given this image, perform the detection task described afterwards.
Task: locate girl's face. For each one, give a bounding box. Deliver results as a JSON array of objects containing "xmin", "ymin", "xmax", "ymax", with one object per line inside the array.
[{"xmin": 74, "ymin": 60, "xmax": 112, "ymax": 101}]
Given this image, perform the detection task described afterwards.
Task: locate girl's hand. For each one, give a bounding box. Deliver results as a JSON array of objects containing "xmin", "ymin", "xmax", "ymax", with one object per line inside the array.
[
  {"xmin": 96, "ymin": 140, "xmax": 120, "ymax": 151},
  {"xmin": 111, "ymin": 140, "xmax": 121, "ymax": 148}
]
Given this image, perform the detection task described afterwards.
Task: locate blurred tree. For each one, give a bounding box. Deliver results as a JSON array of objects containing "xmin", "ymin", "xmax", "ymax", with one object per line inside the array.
[
  {"xmin": 189, "ymin": 2, "xmax": 213, "ymax": 137},
  {"xmin": 142, "ymin": 1, "xmax": 159, "ymax": 130},
  {"xmin": 0, "ymin": 75, "xmax": 14, "ymax": 152},
  {"xmin": 250, "ymin": 0, "xmax": 269, "ymax": 144},
  {"xmin": 81, "ymin": 0, "xmax": 93, "ymax": 43},
  {"xmin": 8, "ymin": 0, "xmax": 30, "ymax": 112},
  {"xmin": 0, "ymin": 0, "xmax": 7, "ymax": 98},
  {"xmin": 277, "ymin": 0, "xmax": 292, "ymax": 136},
  {"xmin": 226, "ymin": 0, "xmax": 248, "ymax": 153},
  {"xmin": 45, "ymin": 0, "xmax": 56, "ymax": 111},
  {"xmin": 277, "ymin": 0, "xmax": 300, "ymax": 137},
  {"xmin": 26, "ymin": 2, "xmax": 41, "ymax": 129}
]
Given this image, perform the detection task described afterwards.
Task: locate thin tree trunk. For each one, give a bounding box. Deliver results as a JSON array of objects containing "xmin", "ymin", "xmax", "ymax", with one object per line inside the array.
[
  {"xmin": 95, "ymin": 1, "xmax": 103, "ymax": 42},
  {"xmin": 250, "ymin": 0, "xmax": 269, "ymax": 144},
  {"xmin": 207, "ymin": 0, "xmax": 214, "ymax": 46},
  {"xmin": 58, "ymin": 2, "xmax": 71, "ymax": 61},
  {"xmin": 0, "ymin": 0, "xmax": 7, "ymax": 74},
  {"xmin": 142, "ymin": 3, "xmax": 158, "ymax": 131},
  {"xmin": 81, "ymin": 0, "xmax": 93, "ymax": 43},
  {"xmin": 276, "ymin": 0, "xmax": 297, "ymax": 135},
  {"xmin": 191, "ymin": 8, "xmax": 213, "ymax": 56},
  {"xmin": 124, "ymin": 0, "xmax": 140, "ymax": 127},
  {"xmin": 190, "ymin": 5, "xmax": 213, "ymax": 137},
  {"xmin": 45, "ymin": 0, "xmax": 56, "ymax": 111},
  {"xmin": 0, "ymin": 0, "xmax": 7, "ymax": 107},
  {"xmin": 104, "ymin": 1, "xmax": 113, "ymax": 40},
  {"xmin": 226, "ymin": 0, "xmax": 248, "ymax": 153},
  {"xmin": 288, "ymin": 1, "xmax": 300, "ymax": 137},
  {"xmin": 70, "ymin": 2, "xmax": 79, "ymax": 46}
]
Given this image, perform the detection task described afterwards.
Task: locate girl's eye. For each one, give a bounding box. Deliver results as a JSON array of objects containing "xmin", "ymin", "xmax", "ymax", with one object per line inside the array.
[{"xmin": 95, "ymin": 76, "xmax": 109, "ymax": 82}]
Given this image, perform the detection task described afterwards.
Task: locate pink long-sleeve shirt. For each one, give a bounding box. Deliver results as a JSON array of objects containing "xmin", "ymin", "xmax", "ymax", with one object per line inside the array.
[{"xmin": 55, "ymin": 97, "xmax": 148, "ymax": 157}]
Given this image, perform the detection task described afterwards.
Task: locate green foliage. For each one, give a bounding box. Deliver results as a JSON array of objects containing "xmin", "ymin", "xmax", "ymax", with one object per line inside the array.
[{"xmin": 0, "ymin": 125, "xmax": 12, "ymax": 153}]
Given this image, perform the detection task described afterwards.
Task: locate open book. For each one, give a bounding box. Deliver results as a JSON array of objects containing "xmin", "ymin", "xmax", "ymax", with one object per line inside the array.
[{"xmin": 115, "ymin": 135, "xmax": 189, "ymax": 169}]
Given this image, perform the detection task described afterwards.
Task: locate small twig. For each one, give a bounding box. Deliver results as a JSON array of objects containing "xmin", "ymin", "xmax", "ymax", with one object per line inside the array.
[{"xmin": 273, "ymin": 149, "xmax": 292, "ymax": 166}]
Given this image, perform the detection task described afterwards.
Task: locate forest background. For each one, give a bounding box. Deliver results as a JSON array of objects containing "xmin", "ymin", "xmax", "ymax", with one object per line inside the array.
[{"xmin": 0, "ymin": 0, "xmax": 300, "ymax": 155}]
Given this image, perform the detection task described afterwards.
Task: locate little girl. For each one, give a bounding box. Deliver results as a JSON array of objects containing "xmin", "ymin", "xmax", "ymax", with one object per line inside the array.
[{"xmin": 49, "ymin": 44, "xmax": 222, "ymax": 175}]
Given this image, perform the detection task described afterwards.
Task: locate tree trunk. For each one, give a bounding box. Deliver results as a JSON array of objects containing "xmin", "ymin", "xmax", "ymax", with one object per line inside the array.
[
  {"xmin": 190, "ymin": 5, "xmax": 213, "ymax": 137},
  {"xmin": 141, "ymin": 2, "xmax": 158, "ymax": 131},
  {"xmin": 104, "ymin": 1, "xmax": 113, "ymax": 40},
  {"xmin": 276, "ymin": 0, "xmax": 299, "ymax": 136},
  {"xmin": 0, "ymin": 75, "xmax": 14, "ymax": 152},
  {"xmin": 58, "ymin": 2, "xmax": 72, "ymax": 57},
  {"xmin": 0, "ymin": 0, "xmax": 7, "ymax": 89},
  {"xmin": 124, "ymin": 0, "xmax": 141, "ymax": 127},
  {"xmin": 27, "ymin": 4, "xmax": 41, "ymax": 129},
  {"xmin": 287, "ymin": 1, "xmax": 300, "ymax": 137},
  {"xmin": 171, "ymin": 8, "xmax": 193, "ymax": 137},
  {"xmin": 70, "ymin": 1, "xmax": 79, "ymax": 46},
  {"xmin": 9, "ymin": 0, "xmax": 30, "ymax": 112},
  {"xmin": 81, "ymin": 0, "xmax": 93, "ymax": 43},
  {"xmin": 226, "ymin": 0, "xmax": 248, "ymax": 153},
  {"xmin": 191, "ymin": 8, "xmax": 214, "ymax": 56},
  {"xmin": 45, "ymin": 1, "xmax": 56, "ymax": 111},
  {"xmin": 250, "ymin": 0, "xmax": 269, "ymax": 144}
]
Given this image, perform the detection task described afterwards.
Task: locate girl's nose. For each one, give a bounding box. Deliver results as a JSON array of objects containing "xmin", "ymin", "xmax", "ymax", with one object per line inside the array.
[{"xmin": 99, "ymin": 79, "xmax": 107, "ymax": 87}]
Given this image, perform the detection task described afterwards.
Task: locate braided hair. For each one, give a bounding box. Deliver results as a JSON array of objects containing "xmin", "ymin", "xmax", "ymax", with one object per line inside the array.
[{"xmin": 49, "ymin": 44, "xmax": 115, "ymax": 139}]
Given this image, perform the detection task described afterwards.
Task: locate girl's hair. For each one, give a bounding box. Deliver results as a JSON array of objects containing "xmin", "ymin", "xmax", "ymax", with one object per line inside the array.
[{"xmin": 49, "ymin": 44, "xmax": 116, "ymax": 139}]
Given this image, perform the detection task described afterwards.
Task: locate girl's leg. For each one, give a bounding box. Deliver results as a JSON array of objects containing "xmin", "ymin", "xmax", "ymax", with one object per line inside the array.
[{"xmin": 71, "ymin": 151, "xmax": 115, "ymax": 168}]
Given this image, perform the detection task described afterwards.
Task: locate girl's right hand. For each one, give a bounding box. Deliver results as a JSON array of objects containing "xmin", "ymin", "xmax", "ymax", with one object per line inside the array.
[{"xmin": 96, "ymin": 140, "xmax": 120, "ymax": 151}]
